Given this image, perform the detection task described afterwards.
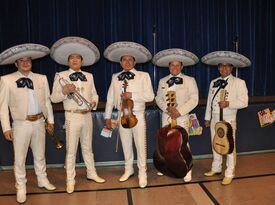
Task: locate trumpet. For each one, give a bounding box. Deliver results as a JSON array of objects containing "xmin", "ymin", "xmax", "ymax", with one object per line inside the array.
[
  {"xmin": 44, "ymin": 118, "xmax": 64, "ymax": 149},
  {"xmin": 57, "ymin": 74, "xmax": 94, "ymax": 110}
]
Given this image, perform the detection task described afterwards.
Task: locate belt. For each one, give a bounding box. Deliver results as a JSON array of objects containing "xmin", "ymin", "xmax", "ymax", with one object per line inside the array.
[
  {"xmin": 65, "ymin": 109, "xmax": 90, "ymax": 114},
  {"xmin": 26, "ymin": 113, "xmax": 43, "ymax": 121}
]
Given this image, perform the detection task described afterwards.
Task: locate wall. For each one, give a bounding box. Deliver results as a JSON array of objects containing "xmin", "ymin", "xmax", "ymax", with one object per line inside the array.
[{"xmin": 1, "ymin": 103, "xmax": 274, "ymax": 168}]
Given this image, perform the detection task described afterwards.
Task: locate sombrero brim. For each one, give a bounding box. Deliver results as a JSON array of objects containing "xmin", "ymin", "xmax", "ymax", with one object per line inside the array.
[
  {"xmin": 104, "ymin": 41, "xmax": 152, "ymax": 63},
  {"xmin": 152, "ymin": 48, "xmax": 199, "ymax": 67},
  {"xmin": 50, "ymin": 36, "xmax": 100, "ymax": 66},
  {"xmin": 0, "ymin": 43, "xmax": 49, "ymax": 65},
  {"xmin": 201, "ymin": 51, "xmax": 251, "ymax": 68}
]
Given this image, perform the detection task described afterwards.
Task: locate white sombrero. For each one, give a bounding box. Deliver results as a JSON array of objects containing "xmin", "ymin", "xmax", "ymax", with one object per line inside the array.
[
  {"xmin": 201, "ymin": 51, "xmax": 251, "ymax": 68},
  {"xmin": 0, "ymin": 43, "xmax": 50, "ymax": 65},
  {"xmin": 152, "ymin": 48, "xmax": 199, "ymax": 67},
  {"xmin": 104, "ymin": 41, "xmax": 152, "ymax": 63},
  {"xmin": 50, "ymin": 36, "xmax": 100, "ymax": 66}
]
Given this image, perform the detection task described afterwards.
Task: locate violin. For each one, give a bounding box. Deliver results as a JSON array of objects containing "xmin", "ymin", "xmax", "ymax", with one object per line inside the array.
[
  {"xmin": 153, "ymin": 91, "xmax": 193, "ymax": 178},
  {"xmin": 120, "ymin": 80, "xmax": 138, "ymax": 128}
]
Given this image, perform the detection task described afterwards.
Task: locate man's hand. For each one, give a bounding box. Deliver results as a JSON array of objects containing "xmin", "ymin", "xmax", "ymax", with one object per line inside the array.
[
  {"xmin": 62, "ymin": 84, "xmax": 76, "ymax": 95},
  {"xmin": 121, "ymin": 92, "xmax": 132, "ymax": 100},
  {"xmin": 90, "ymin": 102, "xmax": 96, "ymax": 110},
  {"xmin": 105, "ymin": 119, "xmax": 112, "ymax": 129},
  {"xmin": 205, "ymin": 120, "xmax": 210, "ymax": 127},
  {"xmin": 218, "ymin": 100, "xmax": 229, "ymax": 109},
  {"xmin": 46, "ymin": 123, "xmax": 54, "ymax": 135},
  {"xmin": 167, "ymin": 107, "xmax": 181, "ymax": 120},
  {"xmin": 4, "ymin": 130, "xmax": 13, "ymax": 141}
]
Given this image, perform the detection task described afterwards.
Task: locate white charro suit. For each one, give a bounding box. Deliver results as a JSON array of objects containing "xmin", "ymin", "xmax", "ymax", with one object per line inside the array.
[
  {"xmin": 155, "ymin": 73, "xmax": 199, "ymax": 180},
  {"xmin": 205, "ymin": 74, "xmax": 248, "ymax": 178},
  {"xmin": 105, "ymin": 68, "xmax": 154, "ymax": 179},
  {"xmin": 50, "ymin": 69, "xmax": 99, "ymax": 185},
  {"xmin": 0, "ymin": 71, "xmax": 54, "ymax": 189}
]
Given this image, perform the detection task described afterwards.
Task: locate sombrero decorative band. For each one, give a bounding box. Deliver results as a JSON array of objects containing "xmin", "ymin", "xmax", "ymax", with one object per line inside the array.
[
  {"xmin": 50, "ymin": 36, "xmax": 100, "ymax": 66},
  {"xmin": 0, "ymin": 43, "xmax": 50, "ymax": 65},
  {"xmin": 152, "ymin": 48, "xmax": 199, "ymax": 67},
  {"xmin": 104, "ymin": 41, "xmax": 152, "ymax": 63},
  {"xmin": 201, "ymin": 51, "xmax": 251, "ymax": 68}
]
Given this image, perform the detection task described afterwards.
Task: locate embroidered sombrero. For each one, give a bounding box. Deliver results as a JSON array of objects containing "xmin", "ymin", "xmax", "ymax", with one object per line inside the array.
[
  {"xmin": 0, "ymin": 43, "xmax": 50, "ymax": 65},
  {"xmin": 104, "ymin": 41, "xmax": 152, "ymax": 63},
  {"xmin": 152, "ymin": 48, "xmax": 199, "ymax": 67},
  {"xmin": 50, "ymin": 36, "xmax": 100, "ymax": 66},
  {"xmin": 201, "ymin": 51, "xmax": 251, "ymax": 68}
]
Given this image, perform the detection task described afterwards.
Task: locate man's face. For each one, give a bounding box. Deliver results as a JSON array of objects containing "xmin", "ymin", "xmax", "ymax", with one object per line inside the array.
[
  {"xmin": 169, "ymin": 61, "xmax": 183, "ymax": 76},
  {"xmin": 15, "ymin": 57, "xmax": 32, "ymax": 73},
  {"xmin": 120, "ymin": 55, "xmax": 136, "ymax": 71},
  {"xmin": 68, "ymin": 54, "xmax": 83, "ymax": 71},
  {"xmin": 218, "ymin": 63, "xmax": 233, "ymax": 78}
]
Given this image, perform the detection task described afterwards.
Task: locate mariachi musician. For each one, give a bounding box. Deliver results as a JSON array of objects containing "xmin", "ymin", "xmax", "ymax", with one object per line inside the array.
[
  {"xmin": 104, "ymin": 41, "xmax": 154, "ymax": 188},
  {"xmin": 202, "ymin": 51, "xmax": 250, "ymax": 185},
  {"xmin": 50, "ymin": 37, "xmax": 105, "ymax": 194},
  {"xmin": 153, "ymin": 48, "xmax": 199, "ymax": 182},
  {"xmin": 0, "ymin": 44, "xmax": 56, "ymax": 203}
]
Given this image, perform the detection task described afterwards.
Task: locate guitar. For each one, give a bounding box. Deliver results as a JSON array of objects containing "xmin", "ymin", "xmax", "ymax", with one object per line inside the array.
[
  {"xmin": 153, "ymin": 91, "xmax": 193, "ymax": 178},
  {"xmin": 213, "ymin": 89, "xmax": 234, "ymax": 155}
]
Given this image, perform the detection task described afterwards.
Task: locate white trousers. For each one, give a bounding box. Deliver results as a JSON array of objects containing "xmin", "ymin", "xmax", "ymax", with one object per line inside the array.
[
  {"xmin": 210, "ymin": 115, "xmax": 237, "ymax": 178},
  {"xmin": 119, "ymin": 111, "xmax": 147, "ymax": 178},
  {"xmin": 65, "ymin": 112, "xmax": 96, "ymax": 184},
  {"xmin": 12, "ymin": 118, "xmax": 48, "ymax": 189},
  {"xmin": 162, "ymin": 113, "xmax": 192, "ymax": 178}
]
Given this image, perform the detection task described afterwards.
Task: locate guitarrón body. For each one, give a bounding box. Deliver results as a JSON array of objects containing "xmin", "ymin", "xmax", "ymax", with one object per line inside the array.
[{"xmin": 153, "ymin": 91, "xmax": 193, "ymax": 178}]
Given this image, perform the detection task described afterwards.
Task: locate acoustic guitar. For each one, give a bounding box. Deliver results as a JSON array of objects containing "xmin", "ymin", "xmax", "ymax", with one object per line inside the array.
[{"xmin": 213, "ymin": 89, "xmax": 234, "ymax": 155}]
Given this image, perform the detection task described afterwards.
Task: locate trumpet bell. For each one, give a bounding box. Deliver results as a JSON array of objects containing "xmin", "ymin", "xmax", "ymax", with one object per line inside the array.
[{"xmin": 55, "ymin": 140, "xmax": 64, "ymax": 149}]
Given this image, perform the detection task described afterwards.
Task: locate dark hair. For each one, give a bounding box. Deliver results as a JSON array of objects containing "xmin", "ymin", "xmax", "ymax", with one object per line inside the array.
[
  {"xmin": 168, "ymin": 61, "xmax": 183, "ymax": 66},
  {"xmin": 218, "ymin": 63, "xmax": 234, "ymax": 68},
  {"xmin": 15, "ymin": 57, "xmax": 32, "ymax": 63},
  {"xmin": 120, "ymin": 55, "xmax": 136, "ymax": 62},
  {"xmin": 68, "ymin": 54, "xmax": 83, "ymax": 61}
]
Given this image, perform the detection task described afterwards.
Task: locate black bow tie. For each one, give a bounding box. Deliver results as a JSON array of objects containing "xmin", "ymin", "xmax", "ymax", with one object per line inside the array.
[
  {"xmin": 118, "ymin": 71, "xmax": 135, "ymax": 81},
  {"xmin": 69, "ymin": 72, "xmax": 87, "ymax": 81},
  {"xmin": 16, "ymin": 77, "xmax": 34, "ymax": 89},
  {"xmin": 213, "ymin": 79, "xmax": 228, "ymax": 88},
  {"xmin": 166, "ymin": 77, "xmax": 183, "ymax": 87}
]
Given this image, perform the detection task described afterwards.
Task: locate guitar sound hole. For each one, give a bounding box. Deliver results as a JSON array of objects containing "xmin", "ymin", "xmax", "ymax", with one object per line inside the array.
[{"xmin": 217, "ymin": 128, "xmax": 225, "ymax": 138}]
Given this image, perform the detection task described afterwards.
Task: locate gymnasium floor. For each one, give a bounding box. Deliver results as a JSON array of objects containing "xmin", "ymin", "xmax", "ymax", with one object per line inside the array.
[{"xmin": 0, "ymin": 152, "xmax": 275, "ymax": 205}]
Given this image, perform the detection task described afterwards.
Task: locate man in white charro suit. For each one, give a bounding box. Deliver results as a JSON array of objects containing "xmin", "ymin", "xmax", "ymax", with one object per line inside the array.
[
  {"xmin": 0, "ymin": 44, "xmax": 56, "ymax": 203},
  {"xmin": 153, "ymin": 48, "xmax": 199, "ymax": 182},
  {"xmin": 104, "ymin": 41, "xmax": 154, "ymax": 188},
  {"xmin": 202, "ymin": 51, "xmax": 250, "ymax": 185},
  {"xmin": 50, "ymin": 37, "xmax": 105, "ymax": 194}
]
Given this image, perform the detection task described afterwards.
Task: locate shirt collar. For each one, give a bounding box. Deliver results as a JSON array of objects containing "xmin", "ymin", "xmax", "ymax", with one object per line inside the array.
[
  {"xmin": 220, "ymin": 74, "xmax": 232, "ymax": 81},
  {"xmin": 69, "ymin": 68, "xmax": 82, "ymax": 74},
  {"xmin": 120, "ymin": 68, "xmax": 137, "ymax": 74},
  {"xmin": 17, "ymin": 71, "xmax": 33, "ymax": 79},
  {"xmin": 169, "ymin": 72, "xmax": 183, "ymax": 78}
]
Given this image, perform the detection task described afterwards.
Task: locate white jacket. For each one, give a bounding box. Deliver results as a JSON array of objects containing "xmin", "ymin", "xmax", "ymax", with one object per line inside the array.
[
  {"xmin": 51, "ymin": 69, "xmax": 98, "ymax": 110},
  {"xmin": 155, "ymin": 73, "xmax": 199, "ymax": 117},
  {"xmin": 105, "ymin": 68, "xmax": 154, "ymax": 119},
  {"xmin": 205, "ymin": 74, "xmax": 248, "ymax": 121},
  {"xmin": 0, "ymin": 71, "xmax": 54, "ymax": 132}
]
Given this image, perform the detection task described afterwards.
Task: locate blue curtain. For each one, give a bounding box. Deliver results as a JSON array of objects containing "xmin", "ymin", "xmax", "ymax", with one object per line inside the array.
[{"xmin": 0, "ymin": 0, "xmax": 274, "ymax": 99}]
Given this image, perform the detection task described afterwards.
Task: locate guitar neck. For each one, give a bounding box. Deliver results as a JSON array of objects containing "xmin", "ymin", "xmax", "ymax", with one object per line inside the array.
[
  {"xmin": 171, "ymin": 119, "xmax": 177, "ymax": 128},
  {"xmin": 219, "ymin": 89, "xmax": 227, "ymax": 122},
  {"xmin": 123, "ymin": 80, "xmax": 127, "ymax": 93},
  {"xmin": 220, "ymin": 107, "xmax": 223, "ymax": 121}
]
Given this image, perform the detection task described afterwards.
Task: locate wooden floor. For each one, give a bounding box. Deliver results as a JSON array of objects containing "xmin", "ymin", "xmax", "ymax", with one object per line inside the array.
[{"xmin": 1, "ymin": 152, "xmax": 275, "ymax": 205}]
